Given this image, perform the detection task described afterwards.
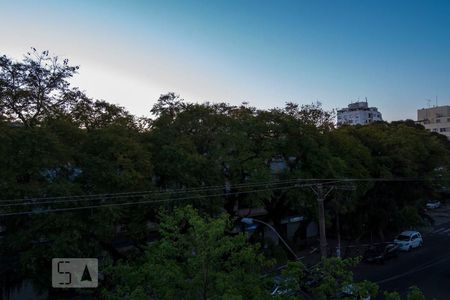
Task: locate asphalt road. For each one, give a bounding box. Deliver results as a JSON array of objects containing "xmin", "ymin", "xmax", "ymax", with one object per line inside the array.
[{"xmin": 353, "ymin": 222, "xmax": 450, "ymax": 299}]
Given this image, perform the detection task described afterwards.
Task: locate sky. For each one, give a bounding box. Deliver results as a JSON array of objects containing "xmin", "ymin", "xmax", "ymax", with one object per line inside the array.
[{"xmin": 1, "ymin": 0, "xmax": 450, "ymax": 121}]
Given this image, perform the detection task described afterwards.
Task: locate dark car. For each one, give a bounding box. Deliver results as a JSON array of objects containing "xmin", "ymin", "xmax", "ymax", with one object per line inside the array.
[{"xmin": 363, "ymin": 243, "xmax": 400, "ymax": 264}]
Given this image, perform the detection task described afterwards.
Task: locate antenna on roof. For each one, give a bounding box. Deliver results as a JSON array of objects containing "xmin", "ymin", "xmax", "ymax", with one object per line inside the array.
[
  {"xmin": 365, "ymin": 97, "xmax": 368, "ymax": 103},
  {"xmin": 436, "ymin": 95, "xmax": 438, "ymax": 107},
  {"xmin": 426, "ymin": 99, "xmax": 431, "ymax": 108}
]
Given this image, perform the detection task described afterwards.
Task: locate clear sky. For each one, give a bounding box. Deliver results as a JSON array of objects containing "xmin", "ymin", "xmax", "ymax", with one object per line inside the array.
[{"xmin": 1, "ymin": 0, "xmax": 450, "ymax": 121}]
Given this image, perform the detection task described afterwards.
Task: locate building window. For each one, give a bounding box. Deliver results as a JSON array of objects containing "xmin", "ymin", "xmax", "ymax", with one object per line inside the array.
[
  {"xmin": 447, "ymin": 118, "xmax": 450, "ymax": 122},
  {"xmin": 440, "ymin": 128, "xmax": 446, "ymax": 132},
  {"xmin": 437, "ymin": 119, "xmax": 441, "ymax": 123}
]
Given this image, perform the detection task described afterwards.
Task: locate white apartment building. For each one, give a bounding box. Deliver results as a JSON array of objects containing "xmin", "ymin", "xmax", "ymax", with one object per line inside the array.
[
  {"xmin": 337, "ymin": 100, "xmax": 383, "ymax": 126},
  {"xmin": 417, "ymin": 105, "xmax": 450, "ymax": 139}
]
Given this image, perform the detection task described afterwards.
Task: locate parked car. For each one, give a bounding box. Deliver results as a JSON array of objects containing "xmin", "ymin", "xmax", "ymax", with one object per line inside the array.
[
  {"xmin": 394, "ymin": 231, "xmax": 423, "ymax": 251},
  {"xmin": 426, "ymin": 201, "xmax": 441, "ymax": 209},
  {"xmin": 363, "ymin": 243, "xmax": 400, "ymax": 263}
]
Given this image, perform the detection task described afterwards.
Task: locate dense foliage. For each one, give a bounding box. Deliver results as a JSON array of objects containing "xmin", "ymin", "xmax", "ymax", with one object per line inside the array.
[
  {"xmin": 101, "ymin": 206, "xmax": 271, "ymax": 300},
  {"xmin": 102, "ymin": 206, "xmax": 424, "ymax": 300},
  {"xmin": 1, "ymin": 51, "xmax": 446, "ymax": 298}
]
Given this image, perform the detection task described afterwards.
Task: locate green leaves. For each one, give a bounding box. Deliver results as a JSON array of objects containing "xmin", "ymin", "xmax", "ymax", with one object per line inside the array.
[
  {"xmin": 103, "ymin": 206, "xmax": 272, "ymax": 299},
  {"xmin": 2, "ymin": 49, "xmax": 448, "ymax": 299},
  {"xmin": 384, "ymin": 286, "xmax": 426, "ymax": 300}
]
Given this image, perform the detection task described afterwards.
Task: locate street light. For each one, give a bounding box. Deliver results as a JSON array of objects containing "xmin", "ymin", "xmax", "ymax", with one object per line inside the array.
[{"xmin": 241, "ymin": 217, "xmax": 299, "ymax": 261}]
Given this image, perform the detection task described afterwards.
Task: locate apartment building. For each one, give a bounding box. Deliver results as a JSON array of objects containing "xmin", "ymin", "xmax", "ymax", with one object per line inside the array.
[
  {"xmin": 337, "ymin": 100, "xmax": 383, "ymax": 126},
  {"xmin": 417, "ymin": 105, "xmax": 450, "ymax": 139}
]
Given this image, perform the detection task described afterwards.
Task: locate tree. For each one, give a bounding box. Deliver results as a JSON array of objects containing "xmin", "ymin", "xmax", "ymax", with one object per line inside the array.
[
  {"xmin": 71, "ymin": 97, "xmax": 136, "ymax": 130},
  {"xmin": 281, "ymin": 258, "xmax": 378, "ymax": 300},
  {"xmin": 384, "ymin": 291, "xmax": 402, "ymax": 300},
  {"xmin": 384, "ymin": 286, "xmax": 426, "ymax": 300},
  {"xmin": 0, "ymin": 49, "xmax": 82, "ymax": 127},
  {"xmin": 102, "ymin": 205, "xmax": 273, "ymax": 299},
  {"xmin": 284, "ymin": 101, "xmax": 335, "ymax": 132},
  {"xmin": 78, "ymin": 125, "xmax": 152, "ymax": 193},
  {"xmin": 334, "ymin": 121, "xmax": 450, "ymax": 240},
  {"xmin": 150, "ymin": 92, "xmax": 187, "ymax": 122},
  {"xmin": 406, "ymin": 286, "xmax": 425, "ymax": 300}
]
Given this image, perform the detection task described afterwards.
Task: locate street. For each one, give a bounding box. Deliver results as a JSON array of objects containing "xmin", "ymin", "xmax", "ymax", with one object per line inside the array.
[{"xmin": 354, "ymin": 221, "xmax": 450, "ymax": 299}]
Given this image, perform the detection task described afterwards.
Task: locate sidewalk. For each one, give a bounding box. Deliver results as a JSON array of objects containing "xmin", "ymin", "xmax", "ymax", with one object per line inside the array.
[{"xmin": 284, "ymin": 203, "xmax": 450, "ymax": 268}]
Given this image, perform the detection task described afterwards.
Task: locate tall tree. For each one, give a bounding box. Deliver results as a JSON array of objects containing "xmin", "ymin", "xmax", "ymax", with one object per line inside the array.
[
  {"xmin": 71, "ymin": 97, "xmax": 136, "ymax": 130},
  {"xmin": 102, "ymin": 206, "xmax": 272, "ymax": 300},
  {"xmin": 0, "ymin": 49, "xmax": 82, "ymax": 127}
]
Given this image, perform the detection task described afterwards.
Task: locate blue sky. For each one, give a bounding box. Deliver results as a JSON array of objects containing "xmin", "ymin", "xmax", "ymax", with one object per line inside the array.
[{"xmin": 1, "ymin": 0, "xmax": 450, "ymax": 120}]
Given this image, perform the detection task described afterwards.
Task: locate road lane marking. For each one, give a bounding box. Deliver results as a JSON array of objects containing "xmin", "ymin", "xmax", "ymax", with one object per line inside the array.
[
  {"xmin": 433, "ymin": 228, "xmax": 446, "ymax": 233},
  {"xmin": 442, "ymin": 229, "xmax": 450, "ymax": 233},
  {"xmin": 376, "ymin": 256, "xmax": 450, "ymax": 284}
]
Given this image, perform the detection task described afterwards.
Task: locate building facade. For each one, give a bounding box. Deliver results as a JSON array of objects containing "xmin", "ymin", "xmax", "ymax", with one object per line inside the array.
[
  {"xmin": 337, "ymin": 101, "xmax": 383, "ymax": 126},
  {"xmin": 417, "ymin": 106, "xmax": 450, "ymax": 139}
]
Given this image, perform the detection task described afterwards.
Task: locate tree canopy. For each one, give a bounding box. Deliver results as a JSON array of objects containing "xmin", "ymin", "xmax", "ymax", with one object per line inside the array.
[
  {"xmin": 0, "ymin": 49, "xmax": 82, "ymax": 127},
  {"xmin": 0, "ymin": 50, "xmax": 445, "ymax": 299}
]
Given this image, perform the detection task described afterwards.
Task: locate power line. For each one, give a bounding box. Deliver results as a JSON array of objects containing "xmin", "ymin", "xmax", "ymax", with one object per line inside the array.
[
  {"xmin": 0, "ymin": 177, "xmax": 323, "ymax": 204},
  {"xmin": 0, "ymin": 178, "xmax": 322, "ymax": 206},
  {"xmin": 0, "ymin": 181, "xmax": 340, "ymax": 217},
  {"xmin": 0, "ymin": 176, "xmax": 446, "ymax": 205},
  {"xmin": 0, "ymin": 180, "xmax": 302, "ymax": 207},
  {"xmin": 0, "ymin": 176, "xmax": 447, "ymax": 212}
]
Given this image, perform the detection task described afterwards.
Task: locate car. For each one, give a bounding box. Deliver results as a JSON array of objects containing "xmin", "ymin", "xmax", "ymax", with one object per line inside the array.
[
  {"xmin": 426, "ymin": 201, "xmax": 441, "ymax": 209},
  {"xmin": 363, "ymin": 243, "xmax": 400, "ymax": 263},
  {"xmin": 394, "ymin": 231, "xmax": 423, "ymax": 251}
]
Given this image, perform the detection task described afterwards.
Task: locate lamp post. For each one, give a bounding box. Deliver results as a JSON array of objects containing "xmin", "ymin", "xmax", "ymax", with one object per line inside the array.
[{"xmin": 241, "ymin": 217, "xmax": 299, "ymax": 261}]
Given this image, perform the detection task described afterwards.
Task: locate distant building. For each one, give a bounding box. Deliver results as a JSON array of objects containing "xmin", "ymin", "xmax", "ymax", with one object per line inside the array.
[
  {"xmin": 337, "ymin": 100, "xmax": 383, "ymax": 126},
  {"xmin": 417, "ymin": 105, "xmax": 450, "ymax": 139}
]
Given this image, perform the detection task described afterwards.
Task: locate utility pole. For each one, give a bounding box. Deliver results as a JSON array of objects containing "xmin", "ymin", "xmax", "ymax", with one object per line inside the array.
[
  {"xmin": 311, "ymin": 184, "xmax": 334, "ymax": 258},
  {"xmin": 310, "ymin": 182, "xmax": 356, "ymax": 258}
]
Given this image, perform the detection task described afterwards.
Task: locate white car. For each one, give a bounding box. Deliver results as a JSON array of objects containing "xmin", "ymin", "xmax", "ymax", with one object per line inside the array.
[
  {"xmin": 394, "ymin": 231, "xmax": 423, "ymax": 251},
  {"xmin": 426, "ymin": 201, "xmax": 441, "ymax": 209}
]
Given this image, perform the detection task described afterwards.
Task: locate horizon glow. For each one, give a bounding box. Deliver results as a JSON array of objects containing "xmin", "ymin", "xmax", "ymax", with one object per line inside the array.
[{"xmin": 1, "ymin": 0, "xmax": 450, "ymax": 121}]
